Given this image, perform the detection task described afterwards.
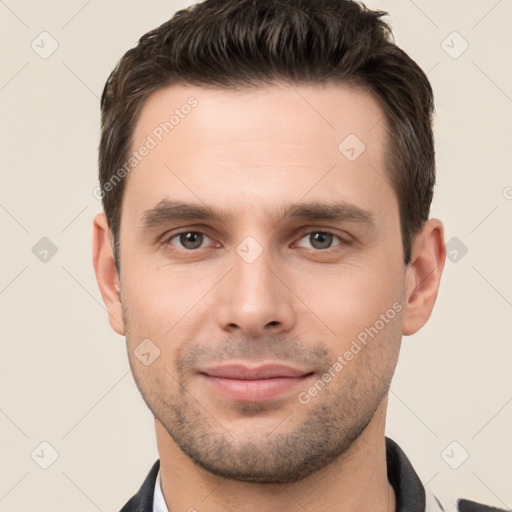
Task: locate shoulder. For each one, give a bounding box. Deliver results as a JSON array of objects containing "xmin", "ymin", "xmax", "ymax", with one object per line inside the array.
[
  {"xmin": 456, "ymin": 498, "xmax": 509, "ymax": 512},
  {"xmin": 385, "ymin": 438, "xmax": 507, "ymax": 512},
  {"xmin": 426, "ymin": 486, "xmax": 508, "ymax": 512}
]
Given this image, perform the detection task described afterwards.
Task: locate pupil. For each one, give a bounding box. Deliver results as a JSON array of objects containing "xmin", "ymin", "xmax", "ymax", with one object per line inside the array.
[
  {"xmin": 181, "ymin": 232, "xmax": 202, "ymax": 249},
  {"xmin": 311, "ymin": 232, "xmax": 332, "ymax": 249}
]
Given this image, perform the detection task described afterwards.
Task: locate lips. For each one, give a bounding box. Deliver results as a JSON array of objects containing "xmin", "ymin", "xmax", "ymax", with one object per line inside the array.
[
  {"xmin": 200, "ymin": 364, "xmax": 311, "ymax": 380},
  {"xmin": 198, "ymin": 364, "xmax": 314, "ymax": 402}
]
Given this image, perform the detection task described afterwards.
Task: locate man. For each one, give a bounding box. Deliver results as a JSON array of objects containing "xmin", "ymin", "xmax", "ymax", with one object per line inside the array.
[{"xmin": 92, "ymin": 1, "xmax": 505, "ymax": 511}]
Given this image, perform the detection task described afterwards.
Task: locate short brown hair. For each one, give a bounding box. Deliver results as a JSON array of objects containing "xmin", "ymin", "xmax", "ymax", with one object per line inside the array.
[{"xmin": 99, "ymin": 0, "xmax": 435, "ymax": 273}]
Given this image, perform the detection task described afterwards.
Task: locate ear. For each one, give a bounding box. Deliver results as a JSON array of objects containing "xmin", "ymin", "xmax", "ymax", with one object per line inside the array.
[
  {"xmin": 92, "ymin": 212, "xmax": 125, "ymax": 336},
  {"xmin": 402, "ymin": 218, "xmax": 446, "ymax": 336}
]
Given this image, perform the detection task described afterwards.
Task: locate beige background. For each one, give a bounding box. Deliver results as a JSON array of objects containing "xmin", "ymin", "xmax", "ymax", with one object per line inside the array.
[{"xmin": 1, "ymin": 0, "xmax": 511, "ymax": 510}]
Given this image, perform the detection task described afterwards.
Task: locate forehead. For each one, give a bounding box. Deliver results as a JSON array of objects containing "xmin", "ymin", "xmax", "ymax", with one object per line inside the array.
[{"xmin": 122, "ymin": 82, "xmax": 394, "ymax": 228}]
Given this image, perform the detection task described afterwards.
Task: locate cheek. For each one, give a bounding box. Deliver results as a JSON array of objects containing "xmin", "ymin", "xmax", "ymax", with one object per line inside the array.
[
  {"xmin": 288, "ymin": 258, "xmax": 404, "ymax": 347},
  {"xmin": 121, "ymin": 261, "xmax": 217, "ymax": 342}
]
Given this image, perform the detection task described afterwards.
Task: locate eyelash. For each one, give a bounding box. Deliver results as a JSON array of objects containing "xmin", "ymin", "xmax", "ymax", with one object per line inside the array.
[
  {"xmin": 295, "ymin": 228, "xmax": 351, "ymax": 249},
  {"xmin": 161, "ymin": 228, "xmax": 351, "ymax": 251}
]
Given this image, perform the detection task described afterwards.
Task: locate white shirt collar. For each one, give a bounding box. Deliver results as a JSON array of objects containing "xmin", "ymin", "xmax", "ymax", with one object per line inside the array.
[{"xmin": 153, "ymin": 468, "xmax": 170, "ymax": 512}]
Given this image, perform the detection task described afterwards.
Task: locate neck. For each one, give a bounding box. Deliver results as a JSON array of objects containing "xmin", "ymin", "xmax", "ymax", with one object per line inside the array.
[{"xmin": 156, "ymin": 397, "xmax": 395, "ymax": 512}]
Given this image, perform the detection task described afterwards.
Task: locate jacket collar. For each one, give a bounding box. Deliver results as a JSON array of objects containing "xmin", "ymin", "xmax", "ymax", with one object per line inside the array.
[
  {"xmin": 120, "ymin": 458, "xmax": 160, "ymax": 512},
  {"xmin": 385, "ymin": 436, "xmax": 427, "ymax": 511}
]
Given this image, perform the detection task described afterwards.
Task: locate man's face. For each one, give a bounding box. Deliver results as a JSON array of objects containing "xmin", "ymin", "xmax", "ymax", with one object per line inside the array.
[{"xmin": 115, "ymin": 83, "xmax": 409, "ymax": 482}]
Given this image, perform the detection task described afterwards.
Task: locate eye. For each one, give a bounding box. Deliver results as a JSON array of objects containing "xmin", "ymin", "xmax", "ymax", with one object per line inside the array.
[
  {"xmin": 164, "ymin": 231, "xmax": 213, "ymax": 250},
  {"xmin": 295, "ymin": 230, "xmax": 345, "ymax": 250}
]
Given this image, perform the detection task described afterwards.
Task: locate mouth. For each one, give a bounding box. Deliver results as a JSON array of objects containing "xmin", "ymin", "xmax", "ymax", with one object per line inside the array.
[{"xmin": 198, "ymin": 363, "xmax": 315, "ymax": 402}]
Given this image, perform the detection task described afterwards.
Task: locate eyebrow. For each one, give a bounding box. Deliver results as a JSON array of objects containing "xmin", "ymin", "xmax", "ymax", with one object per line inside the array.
[{"xmin": 139, "ymin": 199, "xmax": 376, "ymax": 230}]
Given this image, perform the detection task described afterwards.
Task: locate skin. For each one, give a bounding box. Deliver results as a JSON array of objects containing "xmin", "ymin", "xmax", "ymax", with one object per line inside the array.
[{"xmin": 93, "ymin": 82, "xmax": 446, "ymax": 512}]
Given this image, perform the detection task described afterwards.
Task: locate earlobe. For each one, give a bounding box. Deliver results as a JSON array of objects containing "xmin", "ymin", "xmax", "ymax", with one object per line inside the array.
[
  {"xmin": 401, "ymin": 218, "xmax": 446, "ymax": 336},
  {"xmin": 92, "ymin": 212, "xmax": 125, "ymax": 336}
]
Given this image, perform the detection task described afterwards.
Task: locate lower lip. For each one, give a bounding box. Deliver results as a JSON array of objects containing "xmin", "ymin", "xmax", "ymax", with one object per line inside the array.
[{"xmin": 201, "ymin": 374, "xmax": 312, "ymax": 402}]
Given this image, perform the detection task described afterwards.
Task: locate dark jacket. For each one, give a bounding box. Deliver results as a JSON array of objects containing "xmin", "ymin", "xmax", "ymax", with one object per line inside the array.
[{"xmin": 120, "ymin": 437, "xmax": 507, "ymax": 512}]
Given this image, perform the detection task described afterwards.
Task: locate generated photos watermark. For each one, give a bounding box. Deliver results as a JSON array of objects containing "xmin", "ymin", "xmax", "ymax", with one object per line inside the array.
[
  {"xmin": 93, "ymin": 96, "xmax": 198, "ymax": 200},
  {"xmin": 298, "ymin": 301, "xmax": 403, "ymax": 405}
]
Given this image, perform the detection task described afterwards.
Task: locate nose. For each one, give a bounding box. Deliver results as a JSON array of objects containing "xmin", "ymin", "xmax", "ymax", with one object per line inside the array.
[{"xmin": 214, "ymin": 246, "xmax": 295, "ymax": 337}]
